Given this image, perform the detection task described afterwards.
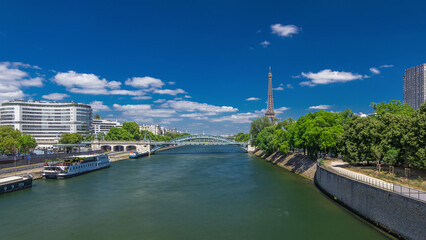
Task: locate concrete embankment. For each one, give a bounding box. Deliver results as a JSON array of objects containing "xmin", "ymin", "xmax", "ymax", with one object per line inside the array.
[
  {"xmin": 252, "ymin": 148, "xmax": 317, "ymax": 180},
  {"xmin": 315, "ymin": 166, "xmax": 426, "ymax": 240}
]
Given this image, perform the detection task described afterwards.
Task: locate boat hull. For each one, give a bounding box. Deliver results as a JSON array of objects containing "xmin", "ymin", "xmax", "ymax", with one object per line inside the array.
[
  {"xmin": 0, "ymin": 177, "xmax": 32, "ymax": 194},
  {"xmin": 42, "ymin": 165, "xmax": 110, "ymax": 179}
]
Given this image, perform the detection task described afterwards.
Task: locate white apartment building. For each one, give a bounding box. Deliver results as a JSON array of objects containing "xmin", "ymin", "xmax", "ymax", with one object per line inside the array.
[
  {"xmin": 92, "ymin": 118, "xmax": 122, "ymax": 134},
  {"xmin": 403, "ymin": 63, "xmax": 426, "ymax": 110},
  {"xmin": 139, "ymin": 124, "xmax": 182, "ymax": 136},
  {"xmin": 0, "ymin": 100, "xmax": 92, "ymax": 147}
]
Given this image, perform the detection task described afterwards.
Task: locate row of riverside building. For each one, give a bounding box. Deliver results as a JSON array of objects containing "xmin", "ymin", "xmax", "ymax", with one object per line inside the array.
[{"xmin": 0, "ymin": 99, "xmax": 182, "ymax": 149}]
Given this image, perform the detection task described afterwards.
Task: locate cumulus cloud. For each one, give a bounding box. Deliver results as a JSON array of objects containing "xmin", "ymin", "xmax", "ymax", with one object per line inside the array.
[
  {"xmin": 380, "ymin": 64, "xmax": 394, "ymax": 68},
  {"xmin": 271, "ymin": 24, "xmax": 300, "ymax": 37},
  {"xmin": 42, "ymin": 93, "xmax": 70, "ymax": 101},
  {"xmin": 299, "ymin": 69, "xmax": 364, "ymax": 86},
  {"xmin": 90, "ymin": 101, "xmax": 111, "ymax": 112},
  {"xmin": 113, "ymin": 104, "xmax": 176, "ymax": 118},
  {"xmin": 286, "ymin": 84, "xmax": 293, "ymax": 89},
  {"xmin": 162, "ymin": 100, "xmax": 238, "ymax": 113},
  {"xmin": 160, "ymin": 118, "xmax": 183, "ymax": 125},
  {"xmin": 275, "ymin": 106, "xmax": 291, "ymax": 113},
  {"xmin": 132, "ymin": 96, "xmax": 152, "ymax": 100},
  {"xmin": 260, "ymin": 41, "xmax": 270, "ymax": 47},
  {"xmin": 210, "ymin": 106, "xmax": 289, "ymax": 124},
  {"xmin": 273, "ymin": 86, "xmax": 284, "ymax": 91},
  {"xmin": 153, "ymin": 99, "xmax": 166, "ymax": 103},
  {"xmin": 0, "ymin": 62, "xmax": 44, "ymax": 102},
  {"xmin": 184, "ymin": 95, "xmax": 192, "ymax": 99},
  {"xmin": 168, "ymin": 81, "xmax": 175, "ymax": 85},
  {"xmin": 125, "ymin": 76, "xmax": 165, "ymax": 89},
  {"xmin": 53, "ymin": 71, "xmax": 120, "ymax": 95},
  {"xmin": 109, "ymin": 89, "xmax": 145, "ymax": 96},
  {"xmin": 154, "ymin": 88, "xmax": 186, "ymax": 96},
  {"xmin": 369, "ymin": 67, "xmax": 380, "ymax": 74},
  {"xmin": 246, "ymin": 97, "xmax": 260, "ymax": 101},
  {"xmin": 309, "ymin": 105, "xmax": 331, "ymax": 110}
]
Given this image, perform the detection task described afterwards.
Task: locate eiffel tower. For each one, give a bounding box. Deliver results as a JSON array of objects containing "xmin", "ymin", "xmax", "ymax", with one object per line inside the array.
[{"xmin": 265, "ymin": 67, "xmax": 275, "ymax": 121}]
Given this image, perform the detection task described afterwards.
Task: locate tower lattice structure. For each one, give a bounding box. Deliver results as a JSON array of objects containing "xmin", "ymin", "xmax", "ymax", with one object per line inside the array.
[{"xmin": 265, "ymin": 67, "xmax": 275, "ymax": 121}]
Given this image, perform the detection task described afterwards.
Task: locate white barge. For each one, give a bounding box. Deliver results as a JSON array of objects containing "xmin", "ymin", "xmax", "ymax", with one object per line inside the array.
[
  {"xmin": 0, "ymin": 175, "xmax": 33, "ymax": 194},
  {"xmin": 42, "ymin": 154, "xmax": 110, "ymax": 179}
]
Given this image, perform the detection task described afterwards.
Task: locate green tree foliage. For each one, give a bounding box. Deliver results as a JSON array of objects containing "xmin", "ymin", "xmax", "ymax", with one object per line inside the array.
[
  {"xmin": 105, "ymin": 127, "xmax": 134, "ymax": 141},
  {"xmin": 234, "ymin": 132, "xmax": 249, "ymax": 142},
  {"xmin": 370, "ymin": 100, "xmax": 414, "ymax": 117},
  {"xmin": 0, "ymin": 126, "xmax": 37, "ymax": 154},
  {"xmin": 96, "ymin": 132, "xmax": 106, "ymax": 140},
  {"xmin": 17, "ymin": 134, "xmax": 37, "ymax": 153},
  {"xmin": 94, "ymin": 114, "xmax": 100, "ymax": 119},
  {"xmin": 249, "ymin": 116, "xmax": 273, "ymax": 145},
  {"xmin": 256, "ymin": 126, "xmax": 277, "ymax": 155},
  {"xmin": 59, "ymin": 133, "xmax": 83, "ymax": 144},
  {"xmin": 122, "ymin": 122, "xmax": 141, "ymax": 140}
]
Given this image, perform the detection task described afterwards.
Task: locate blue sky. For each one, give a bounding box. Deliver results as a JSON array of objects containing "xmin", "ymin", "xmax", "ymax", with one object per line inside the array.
[{"xmin": 0, "ymin": 0, "xmax": 425, "ymax": 134}]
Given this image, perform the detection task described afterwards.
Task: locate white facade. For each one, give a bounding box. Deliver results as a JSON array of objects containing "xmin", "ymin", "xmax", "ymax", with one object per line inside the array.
[
  {"xmin": 403, "ymin": 64, "xmax": 426, "ymax": 110},
  {"xmin": 0, "ymin": 100, "xmax": 92, "ymax": 147},
  {"xmin": 139, "ymin": 124, "xmax": 182, "ymax": 136},
  {"xmin": 92, "ymin": 119, "xmax": 122, "ymax": 134}
]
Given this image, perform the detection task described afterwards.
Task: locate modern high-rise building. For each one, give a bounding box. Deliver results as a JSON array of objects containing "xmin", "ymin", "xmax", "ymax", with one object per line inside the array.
[
  {"xmin": 403, "ymin": 64, "xmax": 426, "ymax": 110},
  {"xmin": 0, "ymin": 100, "xmax": 92, "ymax": 147},
  {"xmin": 92, "ymin": 118, "xmax": 122, "ymax": 135}
]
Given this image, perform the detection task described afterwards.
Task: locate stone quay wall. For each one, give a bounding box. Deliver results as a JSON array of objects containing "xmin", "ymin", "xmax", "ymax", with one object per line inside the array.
[{"xmin": 315, "ymin": 166, "xmax": 426, "ymax": 240}]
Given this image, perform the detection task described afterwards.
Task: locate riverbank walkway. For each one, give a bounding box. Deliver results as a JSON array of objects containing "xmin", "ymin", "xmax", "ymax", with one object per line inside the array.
[{"xmin": 327, "ymin": 160, "xmax": 426, "ymax": 202}]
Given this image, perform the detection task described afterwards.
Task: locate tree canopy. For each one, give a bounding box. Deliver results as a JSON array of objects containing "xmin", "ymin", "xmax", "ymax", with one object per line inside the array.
[{"xmin": 0, "ymin": 126, "xmax": 37, "ymax": 154}]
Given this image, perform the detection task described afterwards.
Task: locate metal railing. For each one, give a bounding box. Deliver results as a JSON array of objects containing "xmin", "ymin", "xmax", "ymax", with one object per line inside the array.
[{"xmin": 323, "ymin": 165, "xmax": 426, "ymax": 202}]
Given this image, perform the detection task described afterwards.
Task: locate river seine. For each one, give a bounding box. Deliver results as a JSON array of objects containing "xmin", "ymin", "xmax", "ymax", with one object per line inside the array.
[{"xmin": 0, "ymin": 146, "xmax": 387, "ymax": 239}]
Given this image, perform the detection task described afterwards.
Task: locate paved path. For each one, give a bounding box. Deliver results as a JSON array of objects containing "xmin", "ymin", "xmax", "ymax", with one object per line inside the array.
[{"xmin": 328, "ymin": 160, "xmax": 426, "ymax": 202}]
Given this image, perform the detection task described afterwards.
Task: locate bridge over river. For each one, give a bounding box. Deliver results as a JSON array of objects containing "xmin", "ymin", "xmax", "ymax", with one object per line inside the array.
[{"xmin": 91, "ymin": 135, "xmax": 250, "ymax": 153}]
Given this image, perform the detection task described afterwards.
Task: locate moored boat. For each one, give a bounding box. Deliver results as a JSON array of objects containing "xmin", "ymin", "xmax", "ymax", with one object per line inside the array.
[
  {"xmin": 0, "ymin": 174, "xmax": 33, "ymax": 194},
  {"xmin": 129, "ymin": 151, "xmax": 149, "ymax": 158},
  {"xmin": 42, "ymin": 154, "xmax": 110, "ymax": 179}
]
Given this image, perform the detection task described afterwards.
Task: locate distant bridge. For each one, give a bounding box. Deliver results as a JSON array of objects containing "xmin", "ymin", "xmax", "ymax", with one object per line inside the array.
[{"xmin": 91, "ymin": 135, "xmax": 249, "ymax": 153}]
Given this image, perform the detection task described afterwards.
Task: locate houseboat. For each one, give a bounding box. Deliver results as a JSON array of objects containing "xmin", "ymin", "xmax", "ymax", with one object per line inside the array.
[
  {"xmin": 0, "ymin": 174, "xmax": 33, "ymax": 194},
  {"xmin": 42, "ymin": 154, "xmax": 110, "ymax": 179},
  {"xmin": 129, "ymin": 151, "xmax": 149, "ymax": 158}
]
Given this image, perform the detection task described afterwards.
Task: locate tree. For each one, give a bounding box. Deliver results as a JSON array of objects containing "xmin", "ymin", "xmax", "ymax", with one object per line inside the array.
[
  {"xmin": 370, "ymin": 100, "xmax": 414, "ymax": 117},
  {"xmin": 122, "ymin": 122, "xmax": 141, "ymax": 140},
  {"xmin": 94, "ymin": 114, "xmax": 100, "ymax": 119},
  {"xmin": 250, "ymin": 116, "xmax": 273, "ymax": 145},
  {"xmin": 17, "ymin": 134, "xmax": 37, "ymax": 153},
  {"xmin": 234, "ymin": 133, "xmax": 249, "ymax": 142},
  {"xmin": 256, "ymin": 126, "xmax": 277, "ymax": 155},
  {"xmin": 59, "ymin": 133, "xmax": 83, "ymax": 144},
  {"xmin": 273, "ymin": 129, "xmax": 290, "ymax": 155},
  {"xmin": 105, "ymin": 127, "xmax": 133, "ymax": 141},
  {"xmin": 384, "ymin": 148, "xmax": 399, "ymax": 166},
  {"xmin": 96, "ymin": 132, "xmax": 106, "ymax": 141}
]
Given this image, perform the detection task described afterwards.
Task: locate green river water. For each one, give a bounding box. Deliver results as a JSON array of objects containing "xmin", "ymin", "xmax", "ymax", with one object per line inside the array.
[{"xmin": 0, "ymin": 146, "xmax": 388, "ymax": 240}]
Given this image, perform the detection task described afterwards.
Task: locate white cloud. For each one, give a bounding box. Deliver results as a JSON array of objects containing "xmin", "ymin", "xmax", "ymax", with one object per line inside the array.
[
  {"xmin": 113, "ymin": 104, "xmax": 176, "ymax": 118},
  {"xmin": 210, "ymin": 112, "xmax": 259, "ymax": 124},
  {"xmin": 273, "ymin": 86, "xmax": 284, "ymax": 91},
  {"xmin": 286, "ymin": 84, "xmax": 293, "ymax": 89},
  {"xmin": 42, "ymin": 93, "xmax": 70, "ymax": 101},
  {"xmin": 160, "ymin": 118, "xmax": 183, "ymax": 125},
  {"xmin": 154, "ymin": 88, "xmax": 186, "ymax": 96},
  {"xmin": 162, "ymin": 100, "xmax": 238, "ymax": 113},
  {"xmin": 369, "ymin": 67, "xmax": 380, "ymax": 74},
  {"xmin": 107, "ymin": 81, "xmax": 122, "ymax": 89},
  {"xmin": 275, "ymin": 106, "xmax": 291, "ymax": 113},
  {"xmin": 132, "ymin": 96, "xmax": 152, "ymax": 100},
  {"xmin": 300, "ymin": 69, "xmax": 364, "ymax": 86},
  {"xmin": 380, "ymin": 64, "xmax": 394, "ymax": 68},
  {"xmin": 125, "ymin": 76, "xmax": 164, "ymax": 89},
  {"xmin": 168, "ymin": 81, "xmax": 175, "ymax": 85},
  {"xmin": 109, "ymin": 89, "xmax": 145, "ymax": 96},
  {"xmin": 309, "ymin": 105, "xmax": 331, "ymax": 110},
  {"xmin": 260, "ymin": 41, "xmax": 270, "ymax": 47},
  {"xmin": 153, "ymin": 99, "xmax": 166, "ymax": 103},
  {"xmin": 271, "ymin": 24, "xmax": 300, "ymax": 37},
  {"xmin": 90, "ymin": 101, "xmax": 111, "ymax": 112},
  {"xmin": 0, "ymin": 62, "xmax": 44, "ymax": 102},
  {"xmin": 184, "ymin": 95, "xmax": 192, "ymax": 99},
  {"xmin": 246, "ymin": 97, "xmax": 260, "ymax": 101},
  {"xmin": 53, "ymin": 71, "xmax": 119, "ymax": 95}
]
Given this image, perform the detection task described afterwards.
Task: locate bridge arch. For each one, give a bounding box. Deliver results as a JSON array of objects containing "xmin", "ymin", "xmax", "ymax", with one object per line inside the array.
[
  {"xmin": 113, "ymin": 145, "xmax": 124, "ymax": 152},
  {"xmin": 126, "ymin": 145, "xmax": 137, "ymax": 151},
  {"xmin": 101, "ymin": 145, "xmax": 112, "ymax": 151},
  {"xmin": 151, "ymin": 135, "xmax": 248, "ymax": 153}
]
